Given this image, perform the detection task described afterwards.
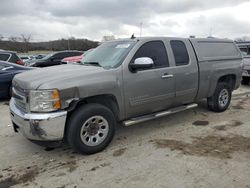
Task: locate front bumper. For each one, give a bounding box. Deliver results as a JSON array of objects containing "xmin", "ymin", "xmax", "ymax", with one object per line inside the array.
[{"xmin": 9, "ymin": 98, "xmax": 67, "ymax": 141}]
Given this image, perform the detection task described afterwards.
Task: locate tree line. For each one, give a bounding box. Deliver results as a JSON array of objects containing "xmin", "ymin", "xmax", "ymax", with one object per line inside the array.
[{"xmin": 0, "ymin": 34, "xmax": 99, "ymax": 52}]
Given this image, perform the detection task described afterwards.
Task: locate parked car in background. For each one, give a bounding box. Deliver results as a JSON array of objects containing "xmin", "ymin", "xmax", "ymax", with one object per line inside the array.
[
  {"xmin": 0, "ymin": 51, "xmax": 24, "ymax": 66},
  {"xmin": 61, "ymin": 49, "xmax": 93, "ymax": 64},
  {"xmin": 61, "ymin": 54, "xmax": 83, "ymax": 64},
  {"xmin": 10, "ymin": 37, "xmax": 242, "ymax": 154},
  {"xmin": 236, "ymin": 41, "xmax": 250, "ymax": 85},
  {"xmin": 30, "ymin": 51, "xmax": 83, "ymax": 67},
  {"xmin": 241, "ymin": 58, "xmax": 250, "ymax": 85},
  {"xmin": 0, "ymin": 61, "xmax": 33, "ymax": 98},
  {"xmin": 19, "ymin": 55, "xmax": 32, "ymax": 64},
  {"xmin": 35, "ymin": 54, "xmax": 46, "ymax": 59}
]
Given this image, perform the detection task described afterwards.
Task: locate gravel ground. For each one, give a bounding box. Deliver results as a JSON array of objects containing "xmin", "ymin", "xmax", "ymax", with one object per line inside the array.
[{"xmin": 0, "ymin": 86, "xmax": 250, "ymax": 188}]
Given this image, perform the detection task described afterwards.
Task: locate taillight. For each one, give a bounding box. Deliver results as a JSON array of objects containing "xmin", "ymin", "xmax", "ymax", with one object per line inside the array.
[{"xmin": 16, "ymin": 60, "xmax": 24, "ymax": 65}]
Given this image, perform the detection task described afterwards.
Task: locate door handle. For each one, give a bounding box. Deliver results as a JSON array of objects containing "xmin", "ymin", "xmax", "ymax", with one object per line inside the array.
[{"xmin": 161, "ymin": 74, "xmax": 173, "ymax": 79}]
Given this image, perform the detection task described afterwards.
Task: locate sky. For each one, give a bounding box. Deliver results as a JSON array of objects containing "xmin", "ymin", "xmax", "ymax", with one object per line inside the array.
[{"xmin": 0, "ymin": 0, "xmax": 250, "ymax": 42}]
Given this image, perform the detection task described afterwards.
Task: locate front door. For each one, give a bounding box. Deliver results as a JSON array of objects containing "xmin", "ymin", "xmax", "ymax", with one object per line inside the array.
[{"xmin": 123, "ymin": 40, "xmax": 176, "ymax": 118}]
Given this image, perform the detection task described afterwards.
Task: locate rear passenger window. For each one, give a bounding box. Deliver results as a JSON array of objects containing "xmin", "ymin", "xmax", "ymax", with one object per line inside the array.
[
  {"xmin": 170, "ymin": 40, "xmax": 189, "ymax": 66},
  {"xmin": 133, "ymin": 41, "xmax": 169, "ymax": 68},
  {"xmin": 0, "ymin": 53, "xmax": 10, "ymax": 61}
]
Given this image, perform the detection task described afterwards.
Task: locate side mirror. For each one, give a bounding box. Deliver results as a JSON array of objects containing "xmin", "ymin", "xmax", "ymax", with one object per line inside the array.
[{"xmin": 129, "ymin": 57, "xmax": 154, "ymax": 72}]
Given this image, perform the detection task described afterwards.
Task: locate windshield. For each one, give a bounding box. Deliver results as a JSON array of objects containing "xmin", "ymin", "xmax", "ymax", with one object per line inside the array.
[{"xmin": 81, "ymin": 41, "xmax": 136, "ymax": 69}]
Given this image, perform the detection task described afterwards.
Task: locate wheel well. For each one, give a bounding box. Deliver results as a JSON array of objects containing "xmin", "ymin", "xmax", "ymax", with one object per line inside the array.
[
  {"xmin": 64, "ymin": 94, "xmax": 120, "ymax": 140},
  {"xmin": 218, "ymin": 74, "xmax": 236, "ymax": 90},
  {"xmin": 68, "ymin": 94, "xmax": 120, "ymax": 120}
]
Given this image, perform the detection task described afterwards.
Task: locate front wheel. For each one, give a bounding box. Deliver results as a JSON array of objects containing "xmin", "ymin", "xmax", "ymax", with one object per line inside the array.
[
  {"xmin": 207, "ymin": 82, "xmax": 232, "ymax": 112},
  {"xmin": 67, "ymin": 103, "xmax": 116, "ymax": 154}
]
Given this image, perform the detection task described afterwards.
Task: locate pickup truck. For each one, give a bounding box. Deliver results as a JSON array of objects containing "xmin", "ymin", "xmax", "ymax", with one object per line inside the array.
[{"xmin": 9, "ymin": 37, "xmax": 242, "ymax": 154}]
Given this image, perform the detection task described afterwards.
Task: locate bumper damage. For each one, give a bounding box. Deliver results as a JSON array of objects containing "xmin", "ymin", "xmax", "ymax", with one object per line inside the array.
[{"xmin": 9, "ymin": 99, "xmax": 67, "ymax": 141}]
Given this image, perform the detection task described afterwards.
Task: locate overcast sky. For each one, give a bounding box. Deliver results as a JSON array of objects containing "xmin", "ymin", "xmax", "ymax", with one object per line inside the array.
[{"xmin": 0, "ymin": 0, "xmax": 250, "ymax": 41}]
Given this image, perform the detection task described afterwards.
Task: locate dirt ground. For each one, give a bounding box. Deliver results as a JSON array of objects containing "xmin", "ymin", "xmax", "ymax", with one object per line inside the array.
[{"xmin": 0, "ymin": 86, "xmax": 250, "ymax": 188}]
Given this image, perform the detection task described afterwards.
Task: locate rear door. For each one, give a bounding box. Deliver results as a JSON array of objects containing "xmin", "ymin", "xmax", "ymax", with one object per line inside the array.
[
  {"xmin": 169, "ymin": 39, "xmax": 199, "ymax": 105},
  {"xmin": 123, "ymin": 40, "xmax": 176, "ymax": 118}
]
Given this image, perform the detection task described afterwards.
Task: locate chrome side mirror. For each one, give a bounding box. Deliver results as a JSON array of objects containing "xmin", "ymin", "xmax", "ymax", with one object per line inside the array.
[{"xmin": 130, "ymin": 57, "xmax": 154, "ymax": 72}]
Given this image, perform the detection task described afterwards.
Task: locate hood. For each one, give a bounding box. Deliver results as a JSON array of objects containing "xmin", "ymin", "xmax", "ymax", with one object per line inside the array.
[{"xmin": 13, "ymin": 64, "xmax": 106, "ymax": 90}]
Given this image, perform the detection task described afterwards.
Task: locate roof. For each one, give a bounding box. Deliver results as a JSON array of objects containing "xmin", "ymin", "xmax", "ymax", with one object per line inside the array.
[{"xmin": 105, "ymin": 36, "xmax": 233, "ymax": 43}]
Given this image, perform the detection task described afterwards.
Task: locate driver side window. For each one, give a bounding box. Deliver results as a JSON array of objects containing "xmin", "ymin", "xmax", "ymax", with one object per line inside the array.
[{"xmin": 133, "ymin": 41, "xmax": 169, "ymax": 68}]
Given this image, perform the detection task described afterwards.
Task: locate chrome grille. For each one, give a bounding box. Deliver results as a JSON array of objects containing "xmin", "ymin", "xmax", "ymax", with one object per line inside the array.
[{"xmin": 12, "ymin": 85, "xmax": 27, "ymax": 112}]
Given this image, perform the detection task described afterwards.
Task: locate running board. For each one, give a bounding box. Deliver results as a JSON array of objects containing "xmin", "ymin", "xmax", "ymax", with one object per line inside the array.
[{"xmin": 123, "ymin": 103, "xmax": 198, "ymax": 126}]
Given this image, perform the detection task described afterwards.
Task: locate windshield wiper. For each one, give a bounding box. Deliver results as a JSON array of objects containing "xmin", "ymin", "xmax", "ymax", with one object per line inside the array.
[{"xmin": 83, "ymin": 62, "xmax": 102, "ymax": 67}]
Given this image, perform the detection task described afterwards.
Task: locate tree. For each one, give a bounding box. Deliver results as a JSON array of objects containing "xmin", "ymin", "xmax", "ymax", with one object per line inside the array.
[
  {"xmin": 0, "ymin": 34, "xmax": 3, "ymax": 41},
  {"xmin": 8, "ymin": 36, "xmax": 22, "ymax": 52},
  {"xmin": 20, "ymin": 34, "xmax": 32, "ymax": 52}
]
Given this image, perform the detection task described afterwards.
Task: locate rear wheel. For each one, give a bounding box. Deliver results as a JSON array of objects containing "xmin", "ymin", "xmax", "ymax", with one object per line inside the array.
[
  {"xmin": 207, "ymin": 82, "xmax": 232, "ymax": 112},
  {"xmin": 67, "ymin": 103, "xmax": 116, "ymax": 154},
  {"xmin": 241, "ymin": 77, "xmax": 250, "ymax": 85}
]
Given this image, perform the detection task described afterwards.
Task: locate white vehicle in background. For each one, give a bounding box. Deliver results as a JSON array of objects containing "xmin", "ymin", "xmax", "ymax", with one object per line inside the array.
[
  {"xmin": 19, "ymin": 55, "xmax": 33, "ymax": 65},
  {"xmin": 237, "ymin": 42, "xmax": 250, "ymax": 85}
]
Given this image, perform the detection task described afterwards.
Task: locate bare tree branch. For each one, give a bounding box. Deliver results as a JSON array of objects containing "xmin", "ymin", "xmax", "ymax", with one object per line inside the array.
[{"xmin": 20, "ymin": 34, "xmax": 32, "ymax": 52}]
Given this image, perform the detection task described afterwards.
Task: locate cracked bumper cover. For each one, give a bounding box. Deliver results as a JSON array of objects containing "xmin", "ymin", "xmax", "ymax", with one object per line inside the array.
[{"xmin": 9, "ymin": 99, "xmax": 67, "ymax": 141}]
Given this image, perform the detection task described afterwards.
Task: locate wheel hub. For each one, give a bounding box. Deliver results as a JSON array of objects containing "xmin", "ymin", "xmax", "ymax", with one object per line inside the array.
[
  {"xmin": 87, "ymin": 123, "xmax": 99, "ymax": 135},
  {"xmin": 218, "ymin": 89, "xmax": 229, "ymax": 107},
  {"xmin": 80, "ymin": 115, "xmax": 109, "ymax": 147}
]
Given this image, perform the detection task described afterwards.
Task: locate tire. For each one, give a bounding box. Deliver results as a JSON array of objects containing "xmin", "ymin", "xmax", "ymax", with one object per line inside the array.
[
  {"xmin": 207, "ymin": 82, "xmax": 232, "ymax": 112},
  {"xmin": 67, "ymin": 103, "xmax": 116, "ymax": 154},
  {"xmin": 241, "ymin": 77, "xmax": 250, "ymax": 85}
]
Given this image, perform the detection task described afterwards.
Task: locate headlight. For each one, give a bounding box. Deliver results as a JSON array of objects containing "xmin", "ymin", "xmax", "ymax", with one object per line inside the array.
[{"xmin": 29, "ymin": 89, "xmax": 61, "ymax": 112}]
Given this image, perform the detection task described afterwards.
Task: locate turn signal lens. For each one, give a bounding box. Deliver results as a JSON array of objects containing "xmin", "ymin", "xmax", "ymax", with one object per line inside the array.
[{"xmin": 53, "ymin": 89, "xmax": 61, "ymax": 109}]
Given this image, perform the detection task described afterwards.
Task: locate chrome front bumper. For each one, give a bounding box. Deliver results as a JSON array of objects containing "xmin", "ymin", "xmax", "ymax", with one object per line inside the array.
[{"xmin": 9, "ymin": 99, "xmax": 67, "ymax": 141}]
